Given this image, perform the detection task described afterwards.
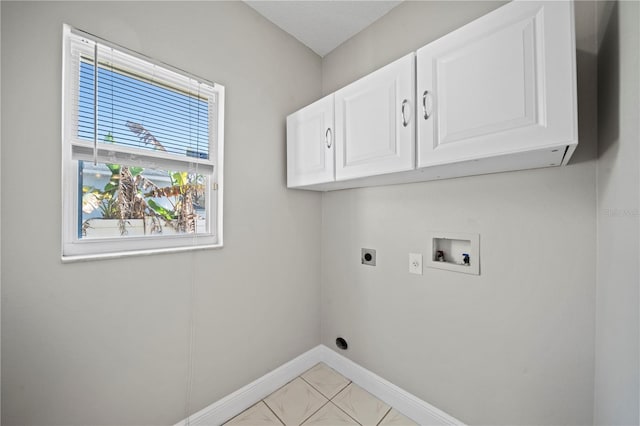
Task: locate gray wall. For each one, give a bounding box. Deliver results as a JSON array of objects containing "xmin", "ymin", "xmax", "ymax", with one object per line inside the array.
[
  {"xmin": 594, "ymin": 1, "xmax": 640, "ymax": 424},
  {"xmin": 1, "ymin": 2, "xmax": 322, "ymax": 424},
  {"xmin": 320, "ymin": 2, "xmax": 597, "ymax": 424}
]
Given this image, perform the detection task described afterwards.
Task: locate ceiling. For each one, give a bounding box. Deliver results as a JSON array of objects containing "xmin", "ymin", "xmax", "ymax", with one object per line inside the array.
[{"xmin": 244, "ymin": 1, "xmax": 403, "ymax": 57}]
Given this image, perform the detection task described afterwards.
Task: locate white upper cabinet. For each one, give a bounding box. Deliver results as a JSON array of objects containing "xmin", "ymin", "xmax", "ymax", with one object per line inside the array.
[
  {"xmin": 287, "ymin": 94, "xmax": 335, "ymax": 187},
  {"xmin": 334, "ymin": 53, "xmax": 416, "ymax": 181},
  {"xmin": 285, "ymin": 1, "xmax": 578, "ymax": 191},
  {"xmin": 416, "ymin": 1, "xmax": 577, "ymax": 168}
]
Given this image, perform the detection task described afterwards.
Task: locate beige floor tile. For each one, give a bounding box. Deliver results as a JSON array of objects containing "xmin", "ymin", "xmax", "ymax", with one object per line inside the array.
[
  {"xmin": 332, "ymin": 383, "xmax": 390, "ymax": 426},
  {"xmin": 301, "ymin": 402, "xmax": 359, "ymax": 425},
  {"xmin": 264, "ymin": 377, "xmax": 328, "ymax": 425},
  {"xmin": 224, "ymin": 401, "xmax": 284, "ymax": 425},
  {"xmin": 378, "ymin": 408, "xmax": 418, "ymax": 426},
  {"xmin": 301, "ymin": 363, "xmax": 351, "ymax": 399}
]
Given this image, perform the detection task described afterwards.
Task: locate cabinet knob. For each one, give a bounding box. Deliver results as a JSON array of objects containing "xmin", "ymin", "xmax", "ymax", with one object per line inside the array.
[
  {"xmin": 401, "ymin": 99, "xmax": 410, "ymax": 127},
  {"xmin": 325, "ymin": 127, "xmax": 332, "ymax": 148},
  {"xmin": 422, "ymin": 90, "xmax": 433, "ymax": 120}
]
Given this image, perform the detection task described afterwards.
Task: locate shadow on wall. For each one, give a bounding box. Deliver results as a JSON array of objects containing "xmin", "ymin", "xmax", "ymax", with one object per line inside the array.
[
  {"xmin": 597, "ymin": 1, "xmax": 620, "ymax": 160},
  {"xmin": 572, "ymin": 49, "xmax": 599, "ymax": 165}
]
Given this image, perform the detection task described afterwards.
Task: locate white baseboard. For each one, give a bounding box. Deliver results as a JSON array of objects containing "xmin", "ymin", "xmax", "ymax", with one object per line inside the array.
[
  {"xmin": 176, "ymin": 344, "xmax": 463, "ymax": 426},
  {"xmin": 317, "ymin": 346, "xmax": 463, "ymax": 426},
  {"xmin": 175, "ymin": 346, "xmax": 322, "ymax": 426}
]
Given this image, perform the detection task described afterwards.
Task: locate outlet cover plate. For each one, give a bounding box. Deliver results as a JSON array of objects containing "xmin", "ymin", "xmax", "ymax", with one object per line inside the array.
[{"xmin": 409, "ymin": 253, "xmax": 423, "ymax": 275}]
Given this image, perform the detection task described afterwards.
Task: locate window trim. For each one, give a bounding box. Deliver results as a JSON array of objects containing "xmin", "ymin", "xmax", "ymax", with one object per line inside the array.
[{"xmin": 61, "ymin": 24, "xmax": 224, "ymax": 261}]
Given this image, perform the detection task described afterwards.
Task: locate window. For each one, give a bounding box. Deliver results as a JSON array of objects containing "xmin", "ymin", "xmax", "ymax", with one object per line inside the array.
[{"xmin": 62, "ymin": 24, "xmax": 224, "ymax": 260}]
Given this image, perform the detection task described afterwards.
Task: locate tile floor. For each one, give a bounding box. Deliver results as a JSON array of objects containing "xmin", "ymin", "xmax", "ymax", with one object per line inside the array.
[{"xmin": 224, "ymin": 363, "xmax": 417, "ymax": 426}]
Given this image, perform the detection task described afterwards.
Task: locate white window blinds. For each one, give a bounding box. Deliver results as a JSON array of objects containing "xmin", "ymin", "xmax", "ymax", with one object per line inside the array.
[{"xmin": 66, "ymin": 29, "xmax": 218, "ymax": 172}]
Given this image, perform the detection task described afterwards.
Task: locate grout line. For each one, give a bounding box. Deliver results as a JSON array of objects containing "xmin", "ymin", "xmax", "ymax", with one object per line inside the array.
[
  {"xmin": 331, "ymin": 382, "xmax": 393, "ymax": 426},
  {"xmin": 261, "ymin": 400, "xmax": 286, "ymax": 426},
  {"xmin": 298, "ymin": 399, "xmax": 331, "ymax": 425},
  {"xmin": 299, "ymin": 376, "xmax": 321, "ymax": 395},
  {"xmin": 300, "ymin": 374, "xmax": 352, "ymax": 401},
  {"xmin": 330, "ymin": 400, "xmax": 363, "ymax": 426},
  {"xmin": 330, "ymin": 380, "xmax": 352, "ymax": 400},
  {"xmin": 299, "ymin": 363, "xmax": 353, "ymax": 401},
  {"xmin": 264, "ymin": 375, "xmax": 331, "ymax": 426},
  {"xmin": 376, "ymin": 407, "xmax": 393, "ymax": 426}
]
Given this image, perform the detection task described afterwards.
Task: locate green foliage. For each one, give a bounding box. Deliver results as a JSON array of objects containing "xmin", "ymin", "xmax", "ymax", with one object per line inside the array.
[
  {"xmin": 82, "ymin": 131, "xmax": 204, "ymax": 235},
  {"xmin": 147, "ymin": 199, "xmax": 176, "ymax": 221},
  {"xmin": 98, "ymin": 194, "xmax": 120, "ymax": 219},
  {"xmin": 171, "ymin": 171, "xmax": 188, "ymax": 188}
]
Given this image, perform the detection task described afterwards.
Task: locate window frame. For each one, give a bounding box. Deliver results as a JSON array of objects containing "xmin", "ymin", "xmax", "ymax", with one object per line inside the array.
[{"xmin": 61, "ymin": 24, "xmax": 224, "ymax": 261}]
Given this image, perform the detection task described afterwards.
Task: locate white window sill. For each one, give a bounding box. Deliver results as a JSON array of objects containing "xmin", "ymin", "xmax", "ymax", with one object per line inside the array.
[{"xmin": 61, "ymin": 242, "xmax": 223, "ymax": 263}]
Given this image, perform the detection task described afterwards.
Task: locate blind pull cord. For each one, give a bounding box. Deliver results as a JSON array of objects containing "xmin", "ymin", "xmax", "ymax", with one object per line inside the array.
[
  {"xmin": 183, "ymin": 81, "xmax": 201, "ymax": 426},
  {"xmin": 93, "ymin": 43, "xmax": 98, "ymax": 166}
]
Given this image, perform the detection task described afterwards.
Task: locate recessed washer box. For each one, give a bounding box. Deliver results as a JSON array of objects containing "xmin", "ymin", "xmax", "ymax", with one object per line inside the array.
[{"xmin": 427, "ymin": 231, "xmax": 479, "ymax": 275}]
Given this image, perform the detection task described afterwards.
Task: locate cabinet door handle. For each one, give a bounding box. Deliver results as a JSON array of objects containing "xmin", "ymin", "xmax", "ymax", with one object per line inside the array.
[
  {"xmin": 325, "ymin": 127, "xmax": 332, "ymax": 148},
  {"xmin": 422, "ymin": 90, "xmax": 433, "ymax": 120},
  {"xmin": 401, "ymin": 99, "xmax": 410, "ymax": 127}
]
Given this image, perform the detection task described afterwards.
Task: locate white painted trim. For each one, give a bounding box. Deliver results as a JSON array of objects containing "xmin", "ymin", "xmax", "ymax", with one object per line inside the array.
[
  {"xmin": 176, "ymin": 345, "xmax": 463, "ymax": 426},
  {"xmin": 317, "ymin": 346, "xmax": 464, "ymax": 426},
  {"xmin": 175, "ymin": 346, "xmax": 322, "ymax": 425}
]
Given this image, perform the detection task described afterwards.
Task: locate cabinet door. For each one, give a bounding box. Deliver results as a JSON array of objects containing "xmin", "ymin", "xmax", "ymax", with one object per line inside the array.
[
  {"xmin": 335, "ymin": 53, "xmax": 415, "ymax": 181},
  {"xmin": 416, "ymin": 1, "xmax": 577, "ymax": 168},
  {"xmin": 287, "ymin": 94, "xmax": 334, "ymax": 187}
]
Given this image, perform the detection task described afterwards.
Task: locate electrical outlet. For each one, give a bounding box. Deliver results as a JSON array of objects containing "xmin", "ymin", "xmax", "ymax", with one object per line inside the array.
[{"xmin": 409, "ymin": 253, "xmax": 422, "ymax": 275}]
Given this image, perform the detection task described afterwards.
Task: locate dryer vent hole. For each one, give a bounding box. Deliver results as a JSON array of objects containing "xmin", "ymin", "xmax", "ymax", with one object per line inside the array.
[{"xmin": 335, "ymin": 337, "xmax": 348, "ymax": 350}]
